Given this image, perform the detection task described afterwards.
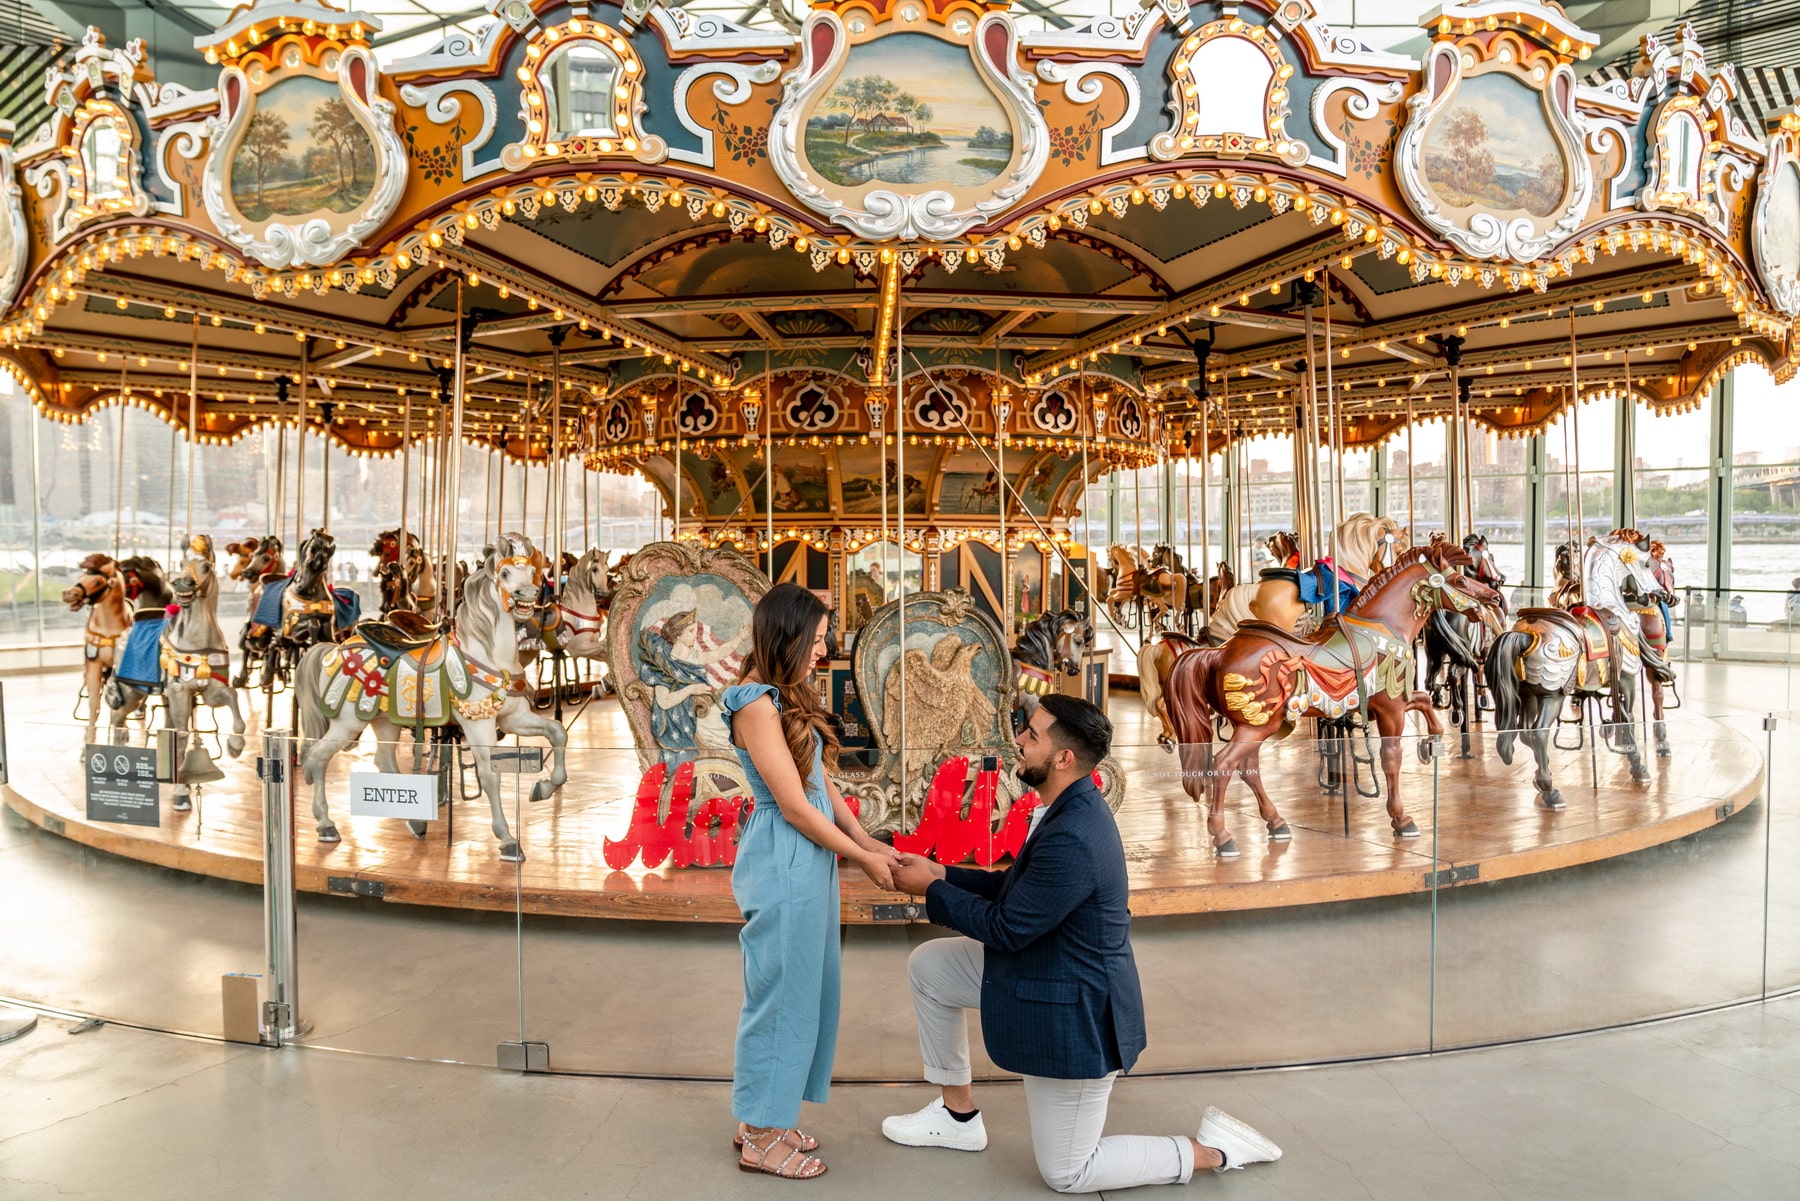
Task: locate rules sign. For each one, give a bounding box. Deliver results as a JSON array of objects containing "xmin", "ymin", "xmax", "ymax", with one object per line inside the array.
[
  {"xmin": 348, "ymin": 771, "xmax": 437, "ymax": 821},
  {"xmin": 85, "ymin": 744, "xmax": 160, "ymax": 827}
]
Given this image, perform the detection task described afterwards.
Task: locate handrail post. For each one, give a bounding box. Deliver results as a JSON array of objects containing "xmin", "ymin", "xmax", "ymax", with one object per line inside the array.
[{"xmin": 259, "ymin": 729, "xmax": 298, "ymax": 1045}]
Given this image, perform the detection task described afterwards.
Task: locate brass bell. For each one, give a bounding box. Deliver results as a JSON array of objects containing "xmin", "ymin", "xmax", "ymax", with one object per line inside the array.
[{"xmin": 178, "ymin": 735, "xmax": 227, "ymax": 784}]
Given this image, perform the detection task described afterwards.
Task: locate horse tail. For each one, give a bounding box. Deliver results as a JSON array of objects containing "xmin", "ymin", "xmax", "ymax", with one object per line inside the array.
[
  {"xmin": 1486, "ymin": 632, "xmax": 1526, "ymax": 764},
  {"xmin": 1137, "ymin": 638, "xmax": 1168, "ymax": 728},
  {"xmin": 296, "ymin": 643, "xmax": 328, "ymax": 747}
]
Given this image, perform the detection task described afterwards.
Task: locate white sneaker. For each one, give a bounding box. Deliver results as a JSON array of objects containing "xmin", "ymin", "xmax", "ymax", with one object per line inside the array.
[
  {"xmin": 1197, "ymin": 1106, "xmax": 1281, "ymax": 1172},
  {"xmin": 881, "ymin": 1097, "xmax": 988, "ymax": 1151}
]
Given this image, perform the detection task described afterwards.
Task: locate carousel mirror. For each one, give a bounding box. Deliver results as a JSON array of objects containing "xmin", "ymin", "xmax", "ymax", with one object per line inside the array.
[
  {"xmin": 1011, "ymin": 545, "xmax": 1046, "ymax": 632},
  {"xmin": 540, "ymin": 40, "xmax": 623, "ymax": 142},
  {"xmin": 79, "ymin": 116, "xmax": 128, "ymax": 205},
  {"xmin": 1190, "ymin": 36, "xmax": 1273, "ymax": 138},
  {"xmin": 1665, "ymin": 108, "xmax": 1704, "ymax": 199},
  {"xmin": 844, "ymin": 542, "xmax": 924, "ymax": 632}
]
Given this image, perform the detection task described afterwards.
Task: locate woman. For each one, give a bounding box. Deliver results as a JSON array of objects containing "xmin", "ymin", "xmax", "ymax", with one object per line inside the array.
[{"xmin": 719, "ymin": 583, "xmax": 900, "ymax": 1180}]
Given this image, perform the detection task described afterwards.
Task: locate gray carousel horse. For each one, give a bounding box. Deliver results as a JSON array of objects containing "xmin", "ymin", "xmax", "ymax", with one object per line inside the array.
[
  {"xmin": 1487, "ymin": 530, "xmax": 1673, "ymax": 809},
  {"xmin": 294, "ymin": 533, "xmax": 570, "ymax": 862},
  {"xmin": 161, "ymin": 535, "xmax": 249, "ymax": 809}
]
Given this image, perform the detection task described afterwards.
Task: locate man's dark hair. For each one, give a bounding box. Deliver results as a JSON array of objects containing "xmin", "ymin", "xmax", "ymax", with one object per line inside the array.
[{"xmin": 1037, "ymin": 693, "xmax": 1112, "ymax": 772}]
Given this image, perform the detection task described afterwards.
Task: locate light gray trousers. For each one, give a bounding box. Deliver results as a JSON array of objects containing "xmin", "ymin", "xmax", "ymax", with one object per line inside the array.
[{"xmin": 907, "ymin": 936, "xmax": 1195, "ymax": 1194}]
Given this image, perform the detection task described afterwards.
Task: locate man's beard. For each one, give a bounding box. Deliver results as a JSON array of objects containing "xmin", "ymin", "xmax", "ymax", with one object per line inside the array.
[{"xmin": 1016, "ymin": 759, "xmax": 1050, "ymax": 789}]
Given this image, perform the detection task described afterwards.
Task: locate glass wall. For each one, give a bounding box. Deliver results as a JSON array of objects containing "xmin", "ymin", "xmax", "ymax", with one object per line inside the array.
[
  {"xmin": 1541, "ymin": 394, "xmax": 1618, "ymax": 587},
  {"xmin": 1381, "ymin": 419, "xmax": 1446, "ymax": 539},
  {"xmin": 1729, "ymin": 370, "xmax": 1800, "ymax": 628}
]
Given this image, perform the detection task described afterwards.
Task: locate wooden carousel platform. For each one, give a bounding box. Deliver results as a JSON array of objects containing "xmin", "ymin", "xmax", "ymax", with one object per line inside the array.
[{"xmin": 0, "ymin": 675, "xmax": 1764, "ymax": 923}]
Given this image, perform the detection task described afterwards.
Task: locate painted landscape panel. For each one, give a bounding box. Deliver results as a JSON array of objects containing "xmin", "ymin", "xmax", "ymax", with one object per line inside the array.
[
  {"xmin": 1421, "ymin": 72, "xmax": 1566, "ymax": 218},
  {"xmin": 1765, "ymin": 162, "xmax": 1800, "ymax": 283},
  {"xmin": 804, "ymin": 33, "xmax": 1012, "ymax": 190},
  {"xmin": 230, "ymin": 76, "xmax": 375, "ymax": 223}
]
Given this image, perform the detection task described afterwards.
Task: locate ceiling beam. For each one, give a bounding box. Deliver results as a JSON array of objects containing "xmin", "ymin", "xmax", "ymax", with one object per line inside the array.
[
  {"xmin": 979, "ymin": 308, "xmax": 1038, "ymax": 347},
  {"xmin": 606, "ymin": 288, "xmax": 1161, "ymax": 318},
  {"xmin": 1021, "ymin": 236, "xmax": 1369, "ymax": 375}
]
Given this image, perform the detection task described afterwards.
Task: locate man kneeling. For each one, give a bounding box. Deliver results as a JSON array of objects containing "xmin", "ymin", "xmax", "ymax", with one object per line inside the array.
[{"xmin": 884, "ymin": 694, "xmax": 1281, "ymax": 1193}]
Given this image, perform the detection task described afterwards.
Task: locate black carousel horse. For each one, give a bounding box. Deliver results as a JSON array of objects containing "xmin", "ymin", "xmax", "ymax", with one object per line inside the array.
[
  {"xmin": 249, "ymin": 529, "xmax": 360, "ymax": 694},
  {"xmin": 1010, "ymin": 608, "xmax": 1093, "ymax": 732}
]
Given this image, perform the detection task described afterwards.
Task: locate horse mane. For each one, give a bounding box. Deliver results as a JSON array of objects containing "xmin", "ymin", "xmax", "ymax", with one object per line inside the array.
[
  {"xmin": 1360, "ymin": 542, "xmax": 1469, "ymax": 597},
  {"xmin": 1013, "ymin": 613, "xmax": 1057, "ymax": 668},
  {"xmin": 457, "ymin": 561, "xmax": 508, "ymax": 652}
]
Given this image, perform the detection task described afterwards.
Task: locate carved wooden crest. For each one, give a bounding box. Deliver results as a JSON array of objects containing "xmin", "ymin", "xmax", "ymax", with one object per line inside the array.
[
  {"xmin": 605, "ymin": 541, "xmax": 768, "ymax": 781},
  {"xmin": 0, "ymin": 124, "xmax": 25, "ymax": 314},
  {"xmin": 200, "ymin": 4, "xmax": 406, "ymax": 269},
  {"xmin": 770, "ymin": 3, "xmax": 1047, "ymax": 240},
  {"xmin": 1754, "ymin": 108, "xmax": 1800, "ymax": 318},
  {"xmin": 1395, "ymin": 7, "xmax": 1594, "ymax": 261}
]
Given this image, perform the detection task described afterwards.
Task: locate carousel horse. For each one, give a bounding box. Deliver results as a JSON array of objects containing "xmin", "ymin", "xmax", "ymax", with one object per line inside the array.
[
  {"xmin": 103, "ymin": 556, "xmax": 175, "ymax": 738},
  {"xmin": 1634, "ymin": 541, "xmax": 1681, "ymax": 757},
  {"xmin": 63, "ymin": 553, "xmax": 130, "ymax": 744},
  {"xmin": 1137, "ymin": 628, "xmax": 1203, "ymax": 750},
  {"xmin": 1164, "ymin": 541, "xmax": 1502, "ymax": 857},
  {"xmin": 1203, "ymin": 533, "xmax": 1295, "ymax": 645},
  {"xmin": 1010, "ymin": 608, "xmax": 1093, "ymax": 731},
  {"xmin": 1249, "ymin": 515, "xmax": 1406, "ymax": 635},
  {"xmin": 1149, "ymin": 545, "xmax": 1208, "ymax": 634},
  {"xmin": 225, "ymin": 536, "xmax": 286, "ymax": 586},
  {"xmin": 1103, "ymin": 544, "xmax": 1181, "ymax": 630},
  {"xmin": 371, "ymin": 530, "xmax": 441, "ymax": 621},
  {"xmin": 294, "ymin": 532, "xmax": 570, "ymax": 862},
  {"xmin": 230, "ymin": 536, "xmax": 287, "ymax": 687},
  {"xmin": 160, "ymin": 536, "xmax": 249, "ymax": 809},
  {"xmin": 548, "ymin": 547, "xmax": 611, "ymax": 663},
  {"xmin": 1486, "ymin": 530, "xmax": 1673, "ymax": 809},
  {"xmin": 1422, "ymin": 532, "xmax": 1509, "ymax": 748},
  {"xmin": 252, "ymin": 529, "xmax": 360, "ymax": 689}
]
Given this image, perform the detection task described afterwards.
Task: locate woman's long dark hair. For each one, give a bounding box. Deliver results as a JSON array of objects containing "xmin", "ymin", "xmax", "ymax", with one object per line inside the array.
[{"xmin": 739, "ymin": 582, "xmax": 838, "ymax": 786}]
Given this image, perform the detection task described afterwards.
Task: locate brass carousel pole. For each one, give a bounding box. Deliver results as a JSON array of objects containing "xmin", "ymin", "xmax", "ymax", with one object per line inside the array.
[
  {"xmin": 1405, "ymin": 394, "xmax": 1417, "ymax": 539},
  {"xmin": 186, "ymin": 316, "xmax": 199, "ymax": 536},
  {"xmin": 293, "ymin": 341, "xmax": 308, "ymax": 552},
  {"xmin": 764, "ymin": 356, "xmax": 773, "ymax": 572},
  {"xmin": 1570, "ymin": 311, "xmax": 1584, "ymax": 542},
  {"xmin": 113, "ymin": 366, "xmax": 127, "ymax": 560},
  {"xmin": 273, "ymin": 415, "xmax": 286, "ymax": 550},
  {"xmin": 995, "ymin": 354, "xmax": 1009, "ymax": 633},
  {"xmin": 446, "ymin": 284, "xmax": 468, "ymax": 603},
  {"xmin": 1079, "ymin": 374, "xmax": 1092, "ymax": 609},
  {"xmin": 1297, "ymin": 292, "xmax": 1320, "ymax": 564},
  {"xmin": 399, "ymin": 385, "xmax": 413, "ymax": 578},
  {"xmin": 1322, "ymin": 272, "xmax": 1339, "ymax": 576},
  {"xmin": 895, "ymin": 284, "xmax": 909, "ymax": 834},
  {"xmin": 1199, "ymin": 396, "xmax": 1211, "ymax": 599},
  {"xmin": 673, "ymin": 378, "xmax": 683, "ymax": 545},
  {"xmin": 551, "ymin": 329, "xmax": 565, "ymax": 578}
]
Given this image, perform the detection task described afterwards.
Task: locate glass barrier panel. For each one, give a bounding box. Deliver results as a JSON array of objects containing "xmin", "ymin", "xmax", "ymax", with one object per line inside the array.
[
  {"xmin": 1763, "ymin": 710, "xmax": 1797, "ymax": 996},
  {"xmin": 524, "ymin": 723, "xmax": 1440, "ymax": 1076},
  {"xmin": 1430, "ymin": 708, "xmax": 1770, "ymax": 1048},
  {"xmin": 0, "ymin": 701, "xmax": 262, "ymax": 1040},
  {"xmin": 290, "ymin": 726, "xmax": 523, "ymax": 1065}
]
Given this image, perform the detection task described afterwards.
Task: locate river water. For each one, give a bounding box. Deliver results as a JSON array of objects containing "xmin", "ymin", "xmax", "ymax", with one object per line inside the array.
[{"xmin": 838, "ymin": 138, "xmax": 1006, "ymax": 189}]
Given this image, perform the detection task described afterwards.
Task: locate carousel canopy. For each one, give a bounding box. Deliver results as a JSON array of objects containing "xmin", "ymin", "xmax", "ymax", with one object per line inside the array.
[{"xmin": 0, "ymin": 0, "xmax": 1793, "ymax": 470}]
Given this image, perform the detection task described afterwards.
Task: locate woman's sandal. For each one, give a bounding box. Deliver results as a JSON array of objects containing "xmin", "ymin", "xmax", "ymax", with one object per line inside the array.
[
  {"xmin": 738, "ymin": 1128, "xmax": 827, "ymax": 1179},
  {"xmin": 732, "ymin": 1125, "xmax": 820, "ymax": 1153}
]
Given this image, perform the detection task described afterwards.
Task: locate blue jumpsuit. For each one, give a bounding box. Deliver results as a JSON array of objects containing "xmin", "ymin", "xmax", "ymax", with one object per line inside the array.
[{"xmin": 719, "ymin": 683, "xmax": 841, "ymax": 1128}]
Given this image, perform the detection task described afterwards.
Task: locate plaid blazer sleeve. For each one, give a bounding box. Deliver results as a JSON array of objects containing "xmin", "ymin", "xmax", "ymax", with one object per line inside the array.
[
  {"xmin": 925, "ymin": 826, "xmax": 1093, "ymax": 953},
  {"xmin": 942, "ymin": 864, "xmax": 1006, "ymax": 900}
]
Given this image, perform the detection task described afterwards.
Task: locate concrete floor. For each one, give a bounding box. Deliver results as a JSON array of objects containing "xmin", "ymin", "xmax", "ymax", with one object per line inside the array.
[
  {"xmin": 2, "ymin": 662, "xmax": 1798, "ymax": 1075},
  {"xmin": 1, "ymin": 996, "xmax": 1797, "ymax": 1200}
]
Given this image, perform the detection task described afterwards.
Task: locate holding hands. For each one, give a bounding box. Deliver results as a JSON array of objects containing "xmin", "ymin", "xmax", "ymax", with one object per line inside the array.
[
  {"xmin": 855, "ymin": 839, "xmax": 905, "ymax": 892},
  {"xmin": 891, "ymin": 852, "xmax": 945, "ymax": 896}
]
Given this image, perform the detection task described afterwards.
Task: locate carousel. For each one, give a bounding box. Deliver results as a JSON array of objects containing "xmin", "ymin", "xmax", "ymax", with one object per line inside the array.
[{"xmin": 0, "ymin": 0, "xmax": 1788, "ymax": 922}]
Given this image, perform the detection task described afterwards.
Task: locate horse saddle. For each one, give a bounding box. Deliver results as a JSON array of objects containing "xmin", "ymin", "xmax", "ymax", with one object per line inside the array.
[
  {"xmin": 1235, "ymin": 618, "xmax": 1317, "ymax": 652},
  {"xmin": 1520, "ymin": 606, "xmax": 1610, "ymax": 661},
  {"xmin": 354, "ymin": 612, "xmax": 443, "ymax": 665}
]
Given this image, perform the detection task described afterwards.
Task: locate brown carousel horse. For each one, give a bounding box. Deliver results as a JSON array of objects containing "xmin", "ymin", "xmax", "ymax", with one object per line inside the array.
[
  {"xmin": 229, "ymin": 536, "xmax": 287, "ymax": 687},
  {"xmin": 370, "ymin": 529, "xmax": 441, "ymax": 621},
  {"xmin": 1163, "ymin": 541, "xmax": 1503, "ymax": 858},
  {"xmin": 63, "ymin": 553, "xmax": 131, "ymax": 744}
]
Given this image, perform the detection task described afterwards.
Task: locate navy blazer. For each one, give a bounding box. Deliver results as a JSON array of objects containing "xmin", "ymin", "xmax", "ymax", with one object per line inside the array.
[{"xmin": 924, "ymin": 774, "xmax": 1147, "ymax": 1080}]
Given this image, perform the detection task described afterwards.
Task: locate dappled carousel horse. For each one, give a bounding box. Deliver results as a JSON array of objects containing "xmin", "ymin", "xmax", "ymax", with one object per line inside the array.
[
  {"xmin": 1163, "ymin": 542, "xmax": 1502, "ymax": 858},
  {"xmin": 547, "ymin": 547, "xmax": 612, "ymax": 666},
  {"xmin": 294, "ymin": 533, "xmax": 569, "ymax": 862},
  {"xmin": 1422, "ymin": 532, "xmax": 1509, "ymax": 747},
  {"xmin": 1010, "ymin": 608, "xmax": 1092, "ymax": 731},
  {"xmin": 1487, "ymin": 530, "xmax": 1673, "ymax": 810},
  {"xmin": 103, "ymin": 556, "xmax": 175, "ymax": 739},
  {"xmin": 161, "ymin": 536, "xmax": 248, "ymax": 809},
  {"xmin": 1249, "ymin": 514, "xmax": 1406, "ymax": 635},
  {"xmin": 63, "ymin": 554, "xmax": 130, "ymax": 744}
]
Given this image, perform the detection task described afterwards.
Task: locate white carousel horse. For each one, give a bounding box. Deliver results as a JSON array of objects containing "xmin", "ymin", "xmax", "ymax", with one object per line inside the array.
[
  {"xmin": 1488, "ymin": 530, "xmax": 1671, "ymax": 809},
  {"xmin": 162, "ymin": 536, "xmax": 249, "ymax": 809},
  {"xmin": 294, "ymin": 532, "xmax": 569, "ymax": 862}
]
